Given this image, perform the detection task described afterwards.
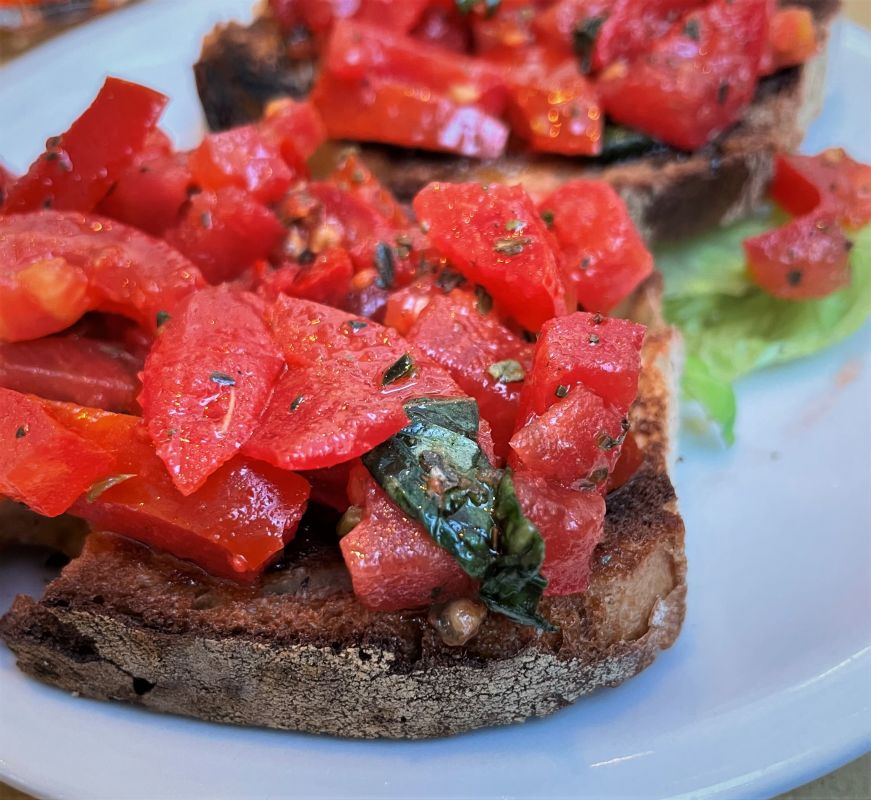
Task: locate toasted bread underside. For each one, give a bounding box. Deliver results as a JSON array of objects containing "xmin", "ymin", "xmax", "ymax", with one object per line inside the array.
[
  {"xmin": 194, "ymin": 2, "xmax": 838, "ymax": 245},
  {"xmin": 0, "ymin": 279, "xmax": 685, "ymax": 739}
]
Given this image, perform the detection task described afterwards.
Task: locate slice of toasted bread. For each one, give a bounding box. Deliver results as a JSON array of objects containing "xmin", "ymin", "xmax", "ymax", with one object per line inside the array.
[
  {"xmin": 194, "ymin": 2, "xmax": 839, "ymax": 245},
  {"xmin": 0, "ymin": 277, "xmax": 686, "ymax": 739}
]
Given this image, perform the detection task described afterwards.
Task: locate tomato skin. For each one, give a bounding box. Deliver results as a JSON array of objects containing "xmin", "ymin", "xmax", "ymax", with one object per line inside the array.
[
  {"xmin": 518, "ymin": 312, "xmax": 645, "ymax": 423},
  {"xmin": 0, "ymin": 387, "xmax": 114, "ymax": 517},
  {"xmin": 383, "ymin": 276, "xmax": 440, "ymax": 336},
  {"xmin": 258, "ymin": 98, "xmax": 326, "ymax": 174},
  {"xmin": 406, "ymin": 290, "xmax": 533, "ymax": 460},
  {"xmin": 189, "ymin": 124, "xmax": 295, "ymax": 205},
  {"xmin": 770, "ymin": 150, "xmax": 871, "ymax": 230},
  {"xmin": 340, "ymin": 464, "xmax": 473, "ymax": 611},
  {"xmin": 33, "ymin": 401, "xmax": 310, "ymax": 581},
  {"xmin": 0, "ymin": 336, "xmax": 141, "ymax": 413},
  {"xmin": 540, "ymin": 180, "xmax": 654, "ymax": 313},
  {"xmin": 744, "ymin": 210, "xmax": 852, "ymax": 300},
  {"xmin": 140, "ymin": 287, "xmax": 284, "ymax": 496},
  {"xmin": 411, "ymin": 3, "xmax": 472, "ymax": 53},
  {"xmin": 0, "ymin": 210, "xmax": 204, "ymax": 342},
  {"xmin": 513, "ymin": 470, "xmax": 605, "ymax": 596},
  {"xmin": 510, "ymin": 384, "xmax": 626, "ymax": 485},
  {"xmin": 242, "ymin": 296, "xmax": 461, "ymax": 471},
  {"xmin": 507, "ymin": 58, "xmax": 602, "ymax": 156},
  {"xmin": 97, "ymin": 150, "xmax": 192, "ymax": 236},
  {"xmin": 325, "ymin": 20, "xmax": 508, "ymax": 117},
  {"xmin": 533, "ymin": 0, "xmax": 611, "ymax": 56},
  {"xmin": 311, "ymin": 70, "xmax": 509, "ymax": 160},
  {"xmin": 255, "ymin": 248, "xmax": 354, "ymax": 307},
  {"xmin": 413, "ymin": 182, "xmax": 570, "ymax": 332},
  {"xmin": 301, "ymin": 458, "xmax": 357, "ymax": 512},
  {"xmin": 605, "ymin": 429, "xmax": 643, "ymax": 493},
  {"xmin": 270, "ymin": 0, "xmax": 429, "ymax": 35},
  {"xmin": 598, "ymin": 0, "xmax": 769, "ymax": 151},
  {"xmin": 165, "ymin": 188, "xmax": 286, "ymax": 284},
  {"xmin": 329, "ymin": 150, "xmax": 410, "ymax": 229},
  {"xmin": 2, "ymin": 78, "xmax": 167, "ymax": 214}
]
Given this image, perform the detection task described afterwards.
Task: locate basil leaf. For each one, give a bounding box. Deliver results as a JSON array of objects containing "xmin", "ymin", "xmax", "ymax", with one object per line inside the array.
[
  {"xmin": 363, "ymin": 397, "xmax": 553, "ymax": 629},
  {"xmin": 573, "ymin": 15, "xmax": 606, "ymax": 74}
]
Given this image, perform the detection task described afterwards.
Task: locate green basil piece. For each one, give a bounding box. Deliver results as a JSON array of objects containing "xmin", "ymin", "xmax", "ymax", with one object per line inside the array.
[{"xmin": 374, "ymin": 241, "xmax": 396, "ymax": 289}]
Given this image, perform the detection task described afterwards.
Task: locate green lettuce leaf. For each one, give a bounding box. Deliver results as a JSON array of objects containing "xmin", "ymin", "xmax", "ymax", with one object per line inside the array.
[{"xmin": 658, "ymin": 221, "xmax": 871, "ymax": 442}]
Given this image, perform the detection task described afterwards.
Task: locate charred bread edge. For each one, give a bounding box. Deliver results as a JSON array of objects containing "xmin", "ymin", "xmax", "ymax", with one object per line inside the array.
[{"xmin": 0, "ymin": 279, "xmax": 686, "ymax": 739}]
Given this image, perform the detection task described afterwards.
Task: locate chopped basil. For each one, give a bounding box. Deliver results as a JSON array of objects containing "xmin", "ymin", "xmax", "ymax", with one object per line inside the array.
[
  {"xmin": 200, "ymin": 211, "xmax": 212, "ymax": 229},
  {"xmin": 374, "ymin": 241, "xmax": 396, "ymax": 289},
  {"xmin": 505, "ymin": 218, "xmax": 526, "ymax": 232},
  {"xmin": 599, "ymin": 123, "xmax": 660, "ymax": 161},
  {"xmin": 573, "ymin": 14, "xmax": 606, "ymax": 74},
  {"xmin": 347, "ymin": 319, "xmax": 368, "ymax": 331},
  {"xmin": 362, "ymin": 397, "xmax": 553, "ymax": 630},
  {"xmin": 86, "ymin": 473, "xmax": 136, "ymax": 503},
  {"xmin": 683, "ymin": 17, "xmax": 700, "ymax": 41},
  {"xmin": 155, "ymin": 310, "xmax": 171, "ymax": 329},
  {"xmin": 289, "ymin": 394, "xmax": 305, "ymax": 412},
  {"xmin": 540, "ymin": 209, "xmax": 555, "ymax": 228},
  {"xmin": 597, "ymin": 418, "xmax": 630, "ymax": 450},
  {"xmin": 718, "ymin": 82, "xmax": 731, "ymax": 106},
  {"xmin": 455, "ymin": 0, "xmax": 500, "ymax": 17},
  {"xmin": 588, "ymin": 333, "xmax": 601, "ymax": 345},
  {"xmin": 487, "ymin": 359, "xmax": 525, "ymax": 383},
  {"xmin": 555, "ymin": 384, "xmax": 569, "ymax": 398},
  {"xmin": 209, "ymin": 371, "xmax": 236, "ymax": 387},
  {"xmin": 395, "ymin": 233, "xmax": 413, "ymax": 260},
  {"xmin": 475, "ymin": 285, "xmax": 493, "ymax": 314},
  {"xmin": 382, "ymin": 353, "xmax": 415, "ymax": 386},
  {"xmin": 15, "ymin": 425, "xmax": 28, "ymax": 439},
  {"xmin": 493, "ymin": 235, "xmax": 531, "ymax": 256},
  {"xmin": 436, "ymin": 268, "xmax": 467, "ymax": 293}
]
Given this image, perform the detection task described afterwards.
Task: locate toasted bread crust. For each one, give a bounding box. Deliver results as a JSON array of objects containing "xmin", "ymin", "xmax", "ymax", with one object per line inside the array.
[{"xmin": 0, "ymin": 284, "xmax": 686, "ymax": 738}]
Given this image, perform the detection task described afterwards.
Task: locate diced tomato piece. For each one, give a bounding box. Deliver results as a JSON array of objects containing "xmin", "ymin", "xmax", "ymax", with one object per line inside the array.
[
  {"xmin": 2, "ymin": 78, "xmax": 167, "ymax": 214},
  {"xmin": 411, "ymin": 3, "xmax": 472, "ymax": 53},
  {"xmin": 507, "ymin": 57, "xmax": 602, "ymax": 156},
  {"xmin": 606, "ymin": 429, "xmax": 643, "ymax": 493},
  {"xmin": 301, "ymin": 459, "xmax": 357, "ymax": 512},
  {"xmin": 591, "ymin": 0, "xmax": 706, "ymax": 72},
  {"xmin": 0, "ymin": 336, "xmax": 140, "ymax": 413},
  {"xmin": 0, "ymin": 388, "xmax": 114, "ymax": 517},
  {"xmin": 513, "ymin": 470, "xmax": 605, "ymax": 596},
  {"xmin": 189, "ymin": 124, "xmax": 294, "ymax": 205},
  {"xmin": 165, "ymin": 188, "xmax": 286, "ymax": 284},
  {"xmin": 471, "ymin": 0, "xmax": 538, "ymax": 60},
  {"xmin": 762, "ymin": 7, "xmax": 817, "ymax": 74},
  {"xmin": 518, "ymin": 311, "xmax": 645, "ymax": 422},
  {"xmin": 97, "ymin": 150, "xmax": 192, "ymax": 236},
  {"xmin": 311, "ymin": 70, "xmax": 509, "ymax": 160},
  {"xmin": 510, "ymin": 384, "xmax": 627, "ymax": 485},
  {"xmin": 0, "ymin": 211, "xmax": 204, "ymax": 342},
  {"xmin": 242, "ymin": 296, "xmax": 460, "ymax": 470},
  {"xmin": 540, "ymin": 180, "xmax": 654, "ymax": 312},
  {"xmin": 406, "ymin": 290, "xmax": 533, "ymax": 460},
  {"xmin": 598, "ymin": 0, "xmax": 769, "ymax": 150},
  {"xmin": 413, "ymin": 182, "xmax": 570, "ymax": 331},
  {"xmin": 256, "ymin": 248, "xmax": 354, "ymax": 307},
  {"xmin": 340, "ymin": 464, "xmax": 473, "ymax": 611},
  {"xmin": 383, "ymin": 274, "xmax": 442, "ymax": 336},
  {"xmin": 744, "ymin": 210, "xmax": 852, "ymax": 300},
  {"xmin": 329, "ymin": 149, "xmax": 410, "ymax": 229},
  {"xmin": 270, "ymin": 0, "xmax": 429, "ymax": 34},
  {"xmin": 259, "ymin": 98, "xmax": 326, "ymax": 174},
  {"xmin": 770, "ymin": 149, "xmax": 871, "ymax": 230},
  {"xmin": 533, "ymin": 0, "xmax": 611, "ymax": 56},
  {"xmin": 325, "ymin": 20, "xmax": 508, "ymax": 116},
  {"xmin": 140, "ymin": 287, "xmax": 284, "ymax": 495}
]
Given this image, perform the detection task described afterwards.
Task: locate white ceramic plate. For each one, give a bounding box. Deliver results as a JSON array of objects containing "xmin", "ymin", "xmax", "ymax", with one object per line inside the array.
[{"xmin": 1, "ymin": 4, "xmax": 869, "ymax": 799}]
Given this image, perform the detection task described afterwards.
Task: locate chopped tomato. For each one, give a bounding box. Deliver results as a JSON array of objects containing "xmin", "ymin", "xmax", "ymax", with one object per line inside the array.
[
  {"xmin": 540, "ymin": 180, "xmax": 654, "ymax": 312},
  {"xmin": 0, "ymin": 211, "xmax": 204, "ymax": 342},
  {"xmin": 513, "ymin": 470, "xmax": 606, "ymax": 595},
  {"xmin": 255, "ymin": 248, "xmax": 354, "ymax": 307},
  {"xmin": 471, "ymin": 0, "xmax": 538, "ymax": 60},
  {"xmin": 533, "ymin": 0, "xmax": 611, "ymax": 56},
  {"xmin": 329, "ymin": 149, "xmax": 410, "ymax": 229},
  {"xmin": 770, "ymin": 149, "xmax": 871, "ymax": 230},
  {"xmin": 406, "ymin": 289, "xmax": 533, "ymax": 460},
  {"xmin": 517, "ymin": 311, "xmax": 645, "ymax": 423},
  {"xmin": 411, "ymin": 3, "xmax": 472, "ymax": 52},
  {"xmin": 97, "ymin": 150, "xmax": 192, "ymax": 236},
  {"xmin": 507, "ymin": 57, "xmax": 602, "ymax": 156},
  {"xmin": 598, "ymin": 0, "xmax": 769, "ymax": 150},
  {"xmin": 259, "ymin": 98, "xmax": 326, "ymax": 174},
  {"xmin": 2, "ymin": 78, "xmax": 167, "ymax": 214},
  {"xmin": 324, "ymin": 20, "xmax": 508, "ymax": 116},
  {"xmin": 413, "ymin": 182, "xmax": 570, "ymax": 331},
  {"xmin": 0, "ymin": 387, "xmax": 114, "ymax": 517},
  {"xmin": 744, "ymin": 210, "xmax": 852, "ymax": 300},
  {"xmin": 270, "ymin": 0, "xmax": 430, "ymax": 35},
  {"xmin": 189, "ymin": 124, "xmax": 294, "ymax": 204},
  {"xmin": 165, "ymin": 188, "xmax": 286, "ymax": 284},
  {"xmin": 140, "ymin": 287, "xmax": 284, "ymax": 495},
  {"xmin": 762, "ymin": 7, "xmax": 817, "ymax": 74},
  {"xmin": 311, "ymin": 70, "xmax": 509, "ymax": 160},
  {"xmin": 301, "ymin": 458, "xmax": 357, "ymax": 511},
  {"xmin": 606, "ymin": 429, "xmax": 643, "ymax": 492},
  {"xmin": 0, "ymin": 336, "xmax": 141, "ymax": 413},
  {"xmin": 242, "ymin": 296, "xmax": 460, "ymax": 470},
  {"xmin": 383, "ymin": 275, "xmax": 441, "ymax": 336},
  {"xmin": 510, "ymin": 383, "xmax": 627, "ymax": 485},
  {"xmin": 340, "ymin": 464, "xmax": 473, "ymax": 611},
  {"xmin": 40, "ymin": 403, "xmax": 310, "ymax": 582}
]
